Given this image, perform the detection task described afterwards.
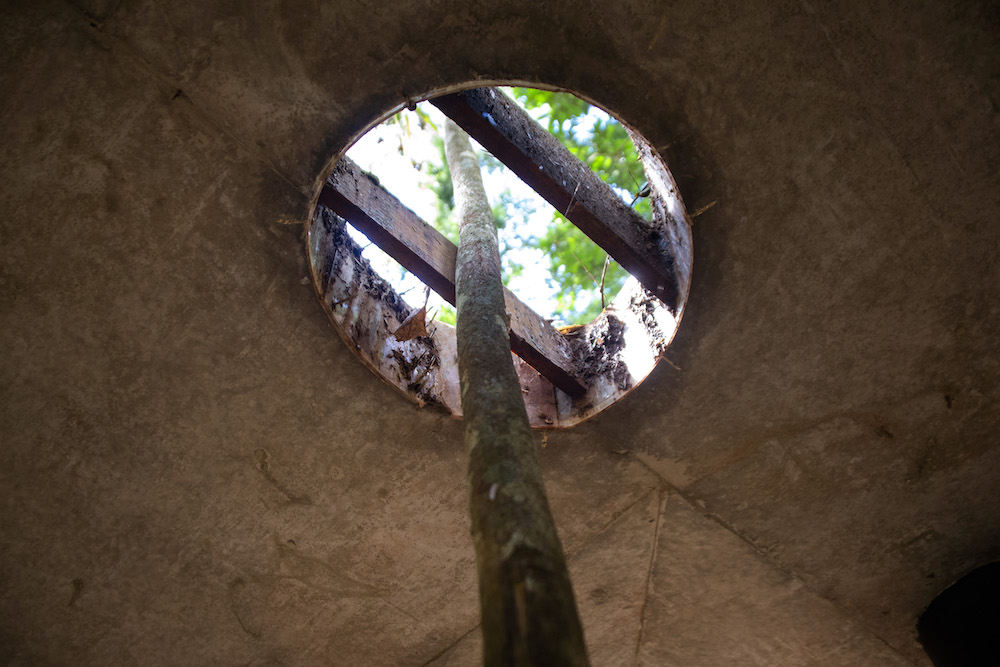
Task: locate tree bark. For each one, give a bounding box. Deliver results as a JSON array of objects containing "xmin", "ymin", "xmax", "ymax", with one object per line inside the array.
[{"xmin": 444, "ymin": 118, "xmax": 590, "ymax": 667}]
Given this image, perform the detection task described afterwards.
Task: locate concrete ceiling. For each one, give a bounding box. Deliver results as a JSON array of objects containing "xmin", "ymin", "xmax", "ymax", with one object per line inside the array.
[{"xmin": 1, "ymin": 0, "xmax": 997, "ymax": 665}]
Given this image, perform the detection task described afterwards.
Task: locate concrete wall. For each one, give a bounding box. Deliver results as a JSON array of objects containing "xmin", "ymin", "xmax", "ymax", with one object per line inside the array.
[{"xmin": 2, "ymin": 0, "xmax": 997, "ymax": 664}]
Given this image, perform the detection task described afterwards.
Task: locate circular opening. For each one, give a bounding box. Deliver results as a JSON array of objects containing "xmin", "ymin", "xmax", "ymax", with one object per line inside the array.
[{"xmin": 307, "ymin": 85, "xmax": 692, "ymax": 429}]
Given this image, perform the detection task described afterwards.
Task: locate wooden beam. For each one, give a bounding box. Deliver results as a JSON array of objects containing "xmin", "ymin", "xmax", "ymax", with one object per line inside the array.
[
  {"xmin": 319, "ymin": 159, "xmax": 458, "ymax": 304},
  {"xmin": 318, "ymin": 157, "xmax": 588, "ymax": 398},
  {"xmin": 431, "ymin": 88, "xmax": 681, "ymax": 311}
]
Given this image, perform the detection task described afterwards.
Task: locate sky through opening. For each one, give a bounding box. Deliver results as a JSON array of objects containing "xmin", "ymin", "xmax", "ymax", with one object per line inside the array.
[{"xmin": 344, "ymin": 88, "xmax": 649, "ymax": 326}]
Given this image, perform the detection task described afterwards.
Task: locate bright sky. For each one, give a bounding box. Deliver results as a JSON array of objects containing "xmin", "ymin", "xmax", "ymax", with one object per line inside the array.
[{"xmin": 344, "ymin": 92, "xmax": 622, "ymax": 325}]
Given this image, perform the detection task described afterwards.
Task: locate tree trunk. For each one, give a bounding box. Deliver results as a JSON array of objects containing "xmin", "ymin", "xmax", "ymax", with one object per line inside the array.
[{"xmin": 444, "ymin": 118, "xmax": 590, "ymax": 667}]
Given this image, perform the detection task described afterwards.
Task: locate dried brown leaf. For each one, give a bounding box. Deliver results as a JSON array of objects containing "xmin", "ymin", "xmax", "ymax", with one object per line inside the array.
[{"xmin": 393, "ymin": 307, "xmax": 428, "ymax": 341}]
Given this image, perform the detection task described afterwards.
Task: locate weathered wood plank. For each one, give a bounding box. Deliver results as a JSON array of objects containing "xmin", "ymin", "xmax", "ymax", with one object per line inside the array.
[
  {"xmin": 431, "ymin": 88, "xmax": 681, "ymax": 311},
  {"xmin": 317, "ymin": 157, "xmax": 588, "ymax": 398},
  {"xmin": 318, "ymin": 158, "xmax": 459, "ymax": 304}
]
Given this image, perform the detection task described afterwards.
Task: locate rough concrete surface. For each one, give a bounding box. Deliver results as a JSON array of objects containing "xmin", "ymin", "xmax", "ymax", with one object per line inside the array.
[{"xmin": 1, "ymin": 0, "xmax": 997, "ymax": 665}]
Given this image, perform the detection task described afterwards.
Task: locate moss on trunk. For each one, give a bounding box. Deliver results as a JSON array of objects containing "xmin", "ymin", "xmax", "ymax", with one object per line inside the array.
[{"xmin": 444, "ymin": 118, "xmax": 590, "ymax": 667}]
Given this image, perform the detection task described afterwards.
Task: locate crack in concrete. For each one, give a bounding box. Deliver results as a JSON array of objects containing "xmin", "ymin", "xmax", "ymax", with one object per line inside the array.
[
  {"xmin": 564, "ymin": 481, "xmax": 662, "ymax": 562},
  {"xmin": 253, "ymin": 448, "xmax": 314, "ymax": 506},
  {"xmin": 630, "ymin": 454, "xmax": 920, "ymax": 666},
  {"xmin": 419, "ymin": 625, "xmax": 479, "ymax": 667},
  {"xmin": 633, "ymin": 485, "xmax": 666, "ymax": 667},
  {"xmin": 418, "ymin": 479, "xmax": 664, "ymax": 665}
]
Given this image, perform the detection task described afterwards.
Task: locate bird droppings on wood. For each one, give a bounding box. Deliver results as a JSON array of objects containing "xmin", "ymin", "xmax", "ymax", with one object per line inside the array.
[
  {"xmin": 309, "ymin": 207, "xmax": 450, "ymax": 411},
  {"xmin": 570, "ymin": 313, "xmax": 631, "ymax": 392},
  {"xmin": 630, "ymin": 289, "xmax": 672, "ymax": 357}
]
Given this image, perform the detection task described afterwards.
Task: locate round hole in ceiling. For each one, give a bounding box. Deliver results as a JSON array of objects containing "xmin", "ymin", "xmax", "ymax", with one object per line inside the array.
[{"xmin": 306, "ymin": 84, "xmax": 692, "ymax": 429}]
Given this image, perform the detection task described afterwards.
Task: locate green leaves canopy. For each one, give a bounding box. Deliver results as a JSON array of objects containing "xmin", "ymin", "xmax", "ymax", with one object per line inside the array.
[
  {"xmin": 508, "ymin": 87, "xmax": 650, "ymax": 323},
  {"xmin": 378, "ymin": 88, "xmax": 649, "ymax": 325}
]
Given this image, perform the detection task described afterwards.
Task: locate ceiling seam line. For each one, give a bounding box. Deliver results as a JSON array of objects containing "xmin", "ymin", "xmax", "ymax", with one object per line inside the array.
[
  {"xmin": 562, "ymin": 481, "xmax": 661, "ymax": 562},
  {"xmin": 416, "ymin": 482, "xmax": 663, "ymax": 664},
  {"xmin": 630, "ymin": 455, "xmax": 919, "ymax": 665},
  {"xmin": 417, "ymin": 624, "xmax": 480, "ymax": 666},
  {"xmin": 633, "ymin": 484, "xmax": 667, "ymax": 667},
  {"xmin": 694, "ymin": 502, "xmax": 920, "ymax": 665}
]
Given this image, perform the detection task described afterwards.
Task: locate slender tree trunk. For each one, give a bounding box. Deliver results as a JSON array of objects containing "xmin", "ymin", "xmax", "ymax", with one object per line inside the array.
[{"xmin": 444, "ymin": 118, "xmax": 590, "ymax": 667}]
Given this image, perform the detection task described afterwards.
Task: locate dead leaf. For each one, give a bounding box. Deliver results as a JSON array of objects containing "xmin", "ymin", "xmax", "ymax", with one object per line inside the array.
[{"xmin": 393, "ymin": 307, "xmax": 428, "ymax": 341}]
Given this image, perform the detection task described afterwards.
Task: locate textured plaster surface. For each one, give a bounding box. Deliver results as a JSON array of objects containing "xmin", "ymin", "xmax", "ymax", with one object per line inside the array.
[
  {"xmin": 636, "ymin": 494, "xmax": 914, "ymax": 666},
  {"xmin": 1, "ymin": 0, "xmax": 997, "ymax": 665}
]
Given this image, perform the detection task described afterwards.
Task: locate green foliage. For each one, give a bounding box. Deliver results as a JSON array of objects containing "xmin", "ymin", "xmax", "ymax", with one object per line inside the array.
[
  {"xmin": 376, "ymin": 92, "xmax": 649, "ymax": 325},
  {"xmin": 426, "ymin": 130, "xmax": 527, "ymax": 287},
  {"xmin": 508, "ymin": 88, "xmax": 649, "ymax": 322},
  {"xmin": 509, "ymin": 88, "xmax": 650, "ymax": 215},
  {"xmin": 535, "ymin": 225, "xmax": 628, "ymax": 323},
  {"xmin": 427, "ymin": 134, "xmax": 458, "ymax": 243},
  {"xmin": 435, "ymin": 303, "xmax": 457, "ymax": 326}
]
